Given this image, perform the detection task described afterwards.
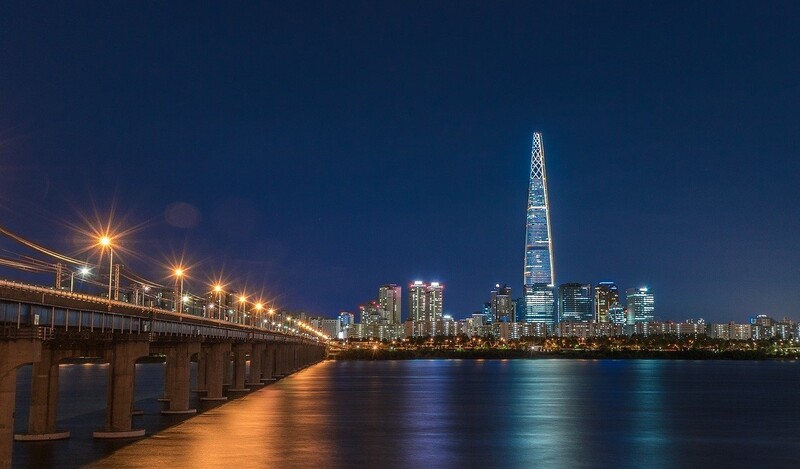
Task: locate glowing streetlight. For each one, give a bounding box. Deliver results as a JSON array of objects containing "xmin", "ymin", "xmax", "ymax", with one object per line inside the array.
[
  {"xmin": 174, "ymin": 267, "xmax": 185, "ymax": 317},
  {"xmin": 70, "ymin": 265, "xmax": 91, "ymax": 292},
  {"xmin": 254, "ymin": 302, "xmax": 263, "ymax": 327},
  {"xmin": 213, "ymin": 284, "xmax": 223, "ymax": 320},
  {"xmin": 238, "ymin": 295, "xmax": 247, "ymax": 324},
  {"xmin": 98, "ymin": 236, "xmax": 113, "ymax": 307}
]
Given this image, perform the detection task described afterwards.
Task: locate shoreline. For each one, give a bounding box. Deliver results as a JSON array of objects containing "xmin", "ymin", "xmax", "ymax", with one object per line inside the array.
[{"xmin": 334, "ymin": 349, "xmax": 797, "ymax": 361}]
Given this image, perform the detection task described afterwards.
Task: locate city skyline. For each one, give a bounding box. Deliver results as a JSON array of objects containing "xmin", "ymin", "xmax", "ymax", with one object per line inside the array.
[{"xmin": 1, "ymin": 2, "xmax": 799, "ymax": 322}]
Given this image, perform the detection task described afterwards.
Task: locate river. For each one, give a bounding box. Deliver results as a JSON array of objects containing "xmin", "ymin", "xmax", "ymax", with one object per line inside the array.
[{"xmin": 12, "ymin": 359, "xmax": 800, "ymax": 468}]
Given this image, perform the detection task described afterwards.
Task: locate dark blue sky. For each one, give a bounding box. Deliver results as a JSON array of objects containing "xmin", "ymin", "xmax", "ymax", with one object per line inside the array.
[{"xmin": 1, "ymin": 1, "xmax": 798, "ymax": 322}]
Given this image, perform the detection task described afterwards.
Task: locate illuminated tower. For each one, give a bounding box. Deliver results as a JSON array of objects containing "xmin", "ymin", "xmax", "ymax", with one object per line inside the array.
[
  {"xmin": 558, "ymin": 283, "xmax": 593, "ymax": 323},
  {"xmin": 427, "ymin": 282, "xmax": 444, "ymax": 322},
  {"xmin": 407, "ymin": 280, "xmax": 443, "ymax": 322},
  {"xmin": 490, "ymin": 284, "xmax": 514, "ymax": 323},
  {"xmin": 408, "ymin": 281, "xmax": 428, "ymax": 322},
  {"xmin": 626, "ymin": 287, "xmax": 655, "ymax": 324},
  {"xmin": 523, "ymin": 132, "xmax": 556, "ymax": 324},
  {"xmin": 378, "ymin": 284, "xmax": 402, "ymax": 324},
  {"xmin": 594, "ymin": 281, "xmax": 619, "ymax": 323}
]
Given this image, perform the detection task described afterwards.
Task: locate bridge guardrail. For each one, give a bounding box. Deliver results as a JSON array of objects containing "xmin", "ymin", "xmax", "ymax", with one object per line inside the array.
[{"xmin": 1, "ymin": 279, "xmax": 325, "ymax": 346}]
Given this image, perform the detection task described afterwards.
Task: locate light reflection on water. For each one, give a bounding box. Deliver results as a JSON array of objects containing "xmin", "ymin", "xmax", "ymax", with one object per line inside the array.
[{"xmin": 81, "ymin": 359, "xmax": 800, "ymax": 469}]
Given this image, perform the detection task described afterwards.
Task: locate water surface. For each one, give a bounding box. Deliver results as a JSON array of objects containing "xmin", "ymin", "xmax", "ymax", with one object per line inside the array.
[{"xmin": 81, "ymin": 359, "xmax": 800, "ymax": 469}]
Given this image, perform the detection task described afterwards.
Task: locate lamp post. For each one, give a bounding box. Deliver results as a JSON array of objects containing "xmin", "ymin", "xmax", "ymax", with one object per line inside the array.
[
  {"xmin": 70, "ymin": 266, "xmax": 90, "ymax": 292},
  {"xmin": 174, "ymin": 268, "xmax": 185, "ymax": 318},
  {"xmin": 99, "ymin": 236, "xmax": 113, "ymax": 307},
  {"xmin": 238, "ymin": 295, "xmax": 247, "ymax": 324},
  {"xmin": 214, "ymin": 284, "xmax": 223, "ymax": 321},
  {"xmin": 254, "ymin": 302, "xmax": 263, "ymax": 329}
]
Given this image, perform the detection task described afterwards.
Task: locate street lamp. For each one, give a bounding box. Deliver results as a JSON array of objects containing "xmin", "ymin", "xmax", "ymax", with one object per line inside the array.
[
  {"xmin": 174, "ymin": 268, "xmax": 185, "ymax": 318},
  {"xmin": 238, "ymin": 295, "xmax": 247, "ymax": 324},
  {"xmin": 254, "ymin": 302, "xmax": 263, "ymax": 328},
  {"xmin": 70, "ymin": 265, "xmax": 91, "ymax": 292},
  {"xmin": 214, "ymin": 284, "xmax": 223, "ymax": 321},
  {"xmin": 98, "ymin": 236, "xmax": 113, "ymax": 307}
]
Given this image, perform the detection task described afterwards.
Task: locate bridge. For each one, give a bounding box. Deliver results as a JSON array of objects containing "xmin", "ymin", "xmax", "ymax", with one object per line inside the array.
[{"xmin": 0, "ymin": 279, "xmax": 328, "ymax": 468}]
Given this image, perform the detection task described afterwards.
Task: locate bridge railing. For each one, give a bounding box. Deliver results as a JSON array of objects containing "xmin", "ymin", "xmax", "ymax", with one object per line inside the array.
[{"xmin": 0, "ymin": 279, "xmax": 324, "ymax": 345}]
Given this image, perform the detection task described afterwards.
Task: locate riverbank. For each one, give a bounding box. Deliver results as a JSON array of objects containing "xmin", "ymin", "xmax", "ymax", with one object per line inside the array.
[{"xmin": 334, "ymin": 348, "xmax": 782, "ymax": 360}]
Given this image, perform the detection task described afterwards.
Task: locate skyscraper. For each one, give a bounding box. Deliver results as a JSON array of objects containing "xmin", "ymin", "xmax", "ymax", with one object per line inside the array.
[
  {"xmin": 408, "ymin": 281, "xmax": 427, "ymax": 322},
  {"xmin": 608, "ymin": 305, "xmax": 626, "ymax": 326},
  {"xmin": 428, "ymin": 282, "xmax": 444, "ymax": 322},
  {"xmin": 626, "ymin": 287, "xmax": 655, "ymax": 324},
  {"xmin": 407, "ymin": 281, "xmax": 443, "ymax": 323},
  {"xmin": 378, "ymin": 284, "xmax": 402, "ymax": 324},
  {"xmin": 523, "ymin": 132, "xmax": 555, "ymax": 324},
  {"xmin": 594, "ymin": 281, "xmax": 619, "ymax": 323},
  {"xmin": 490, "ymin": 284, "xmax": 514, "ymax": 323},
  {"xmin": 558, "ymin": 283, "xmax": 593, "ymax": 323}
]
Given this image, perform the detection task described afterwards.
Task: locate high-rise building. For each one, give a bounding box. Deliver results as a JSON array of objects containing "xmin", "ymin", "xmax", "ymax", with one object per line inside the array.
[
  {"xmin": 558, "ymin": 283, "xmax": 593, "ymax": 323},
  {"xmin": 407, "ymin": 281, "xmax": 444, "ymax": 323},
  {"xmin": 482, "ymin": 302, "xmax": 493, "ymax": 325},
  {"xmin": 339, "ymin": 311, "xmax": 355, "ymax": 327},
  {"xmin": 378, "ymin": 284, "xmax": 402, "ymax": 324},
  {"xmin": 428, "ymin": 282, "xmax": 444, "ymax": 322},
  {"xmin": 409, "ymin": 281, "xmax": 427, "ymax": 322},
  {"xmin": 523, "ymin": 132, "xmax": 555, "ymax": 324},
  {"xmin": 524, "ymin": 284, "xmax": 555, "ymax": 324},
  {"xmin": 359, "ymin": 301, "xmax": 383, "ymax": 326},
  {"xmin": 491, "ymin": 284, "xmax": 514, "ymax": 323},
  {"xmin": 626, "ymin": 287, "xmax": 655, "ymax": 324},
  {"xmin": 594, "ymin": 281, "xmax": 619, "ymax": 323},
  {"xmin": 608, "ymin": 305, "xmax": 626, "ymax": 326}
]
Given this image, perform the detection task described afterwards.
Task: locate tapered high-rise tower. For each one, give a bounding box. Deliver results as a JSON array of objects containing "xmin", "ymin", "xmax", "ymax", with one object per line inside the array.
[{"xmin": 523, "ymin": 132, "xmax": 556, "ymax": 325}]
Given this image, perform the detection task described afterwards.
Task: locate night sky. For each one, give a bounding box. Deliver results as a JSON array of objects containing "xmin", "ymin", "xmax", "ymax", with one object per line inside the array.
[{"xmin": 1, "ymin": 2, "xmax": 799, "ymax": 322}]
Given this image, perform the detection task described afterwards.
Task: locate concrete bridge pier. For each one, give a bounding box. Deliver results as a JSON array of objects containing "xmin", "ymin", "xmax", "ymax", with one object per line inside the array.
[
  {"xmin": 297, "ymin": 346, "xmax": 306, "ymax": 369},
  {"xmin": 289, "ymin": 345, "xmax": 300, "ymax": 372},
  {"xmin": 159, "ymin": 342, "xmax": 200, "ymax": 414},
  {"xmin": 0, "ymin": 338, "xmax": 41, "ymax": 469},
  {"xmin": 14, "ymin": 348, "xmax": 71, "ymax": 441},
  {"xmin": 200, "ymin": 342, "xmax": 231, "ymax": 402},
  {"xmin": 246, "ymin": 343, "xmax": 265, "ymax": 387},
  {"xmin": 273, "ymin": 345, "xmax": 287, "ymax": 378},
  {"xmin": 283, "ymin": 345, "xmax": 294, "ymax": 376},
  {"xmin": 222, "ymin": 350, "xmax": 232, "ymax": 389},
  {"xmin": 159, "ymin": 354, "xmax": 174, "ymax": 402},
  {"xmin": 228, "ymin": 343, "xmax": 251, "ymax": 393},
  {"xmin": 193, "ymin": 350, "xmax": 207, "ymax": 393},
  {"xmin": 299, "ymin": 346, "xmax": 311, "ymax": 369},
  {"xmin": 93, "ymin": 339, "xmax": 149, "ymax": 439},
  {"xmin": 260, "ymin": 345, "xmax": 276, "ymax": 383}
]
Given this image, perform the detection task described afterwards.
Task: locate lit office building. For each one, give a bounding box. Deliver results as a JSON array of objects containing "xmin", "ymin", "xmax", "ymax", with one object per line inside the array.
[
  {"xmin": 378, "ymin": 284, "xmax": 402, "ymax": 324},
  {"xmin": 408, "ymin": 280, "xmax": 443, "ymax": 323},
  {"xmin": 491, "ymin": 284, "xmax": 514, "ymax": 323},
  {"xmin": 558, "ymin": 283, "xmax": 593, "ymax": 323},
  {"xmin": 626, "ymin": 287, "xmax": 655, "ymax": 324},
  {"xmin": 428, "ymin": 282, "xmax": 443, "ymax": 322},
  {"xmin": 608, "ymin": 305, "xmax": 626, "ymax": 326},
  {"xmin": 409, "ymin": 281, "xmax": 428, "ymax": 322},
  {"xmin": 524, "ymin": 284, "xmax": 555, "ymax": 326},
  {"xmin": 482, "ymin": 302, "xmax": 493, "ymax": 325},
  {"xmin": 594, "ymin": 281, "xmax": 619, "ymax": 323}
]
